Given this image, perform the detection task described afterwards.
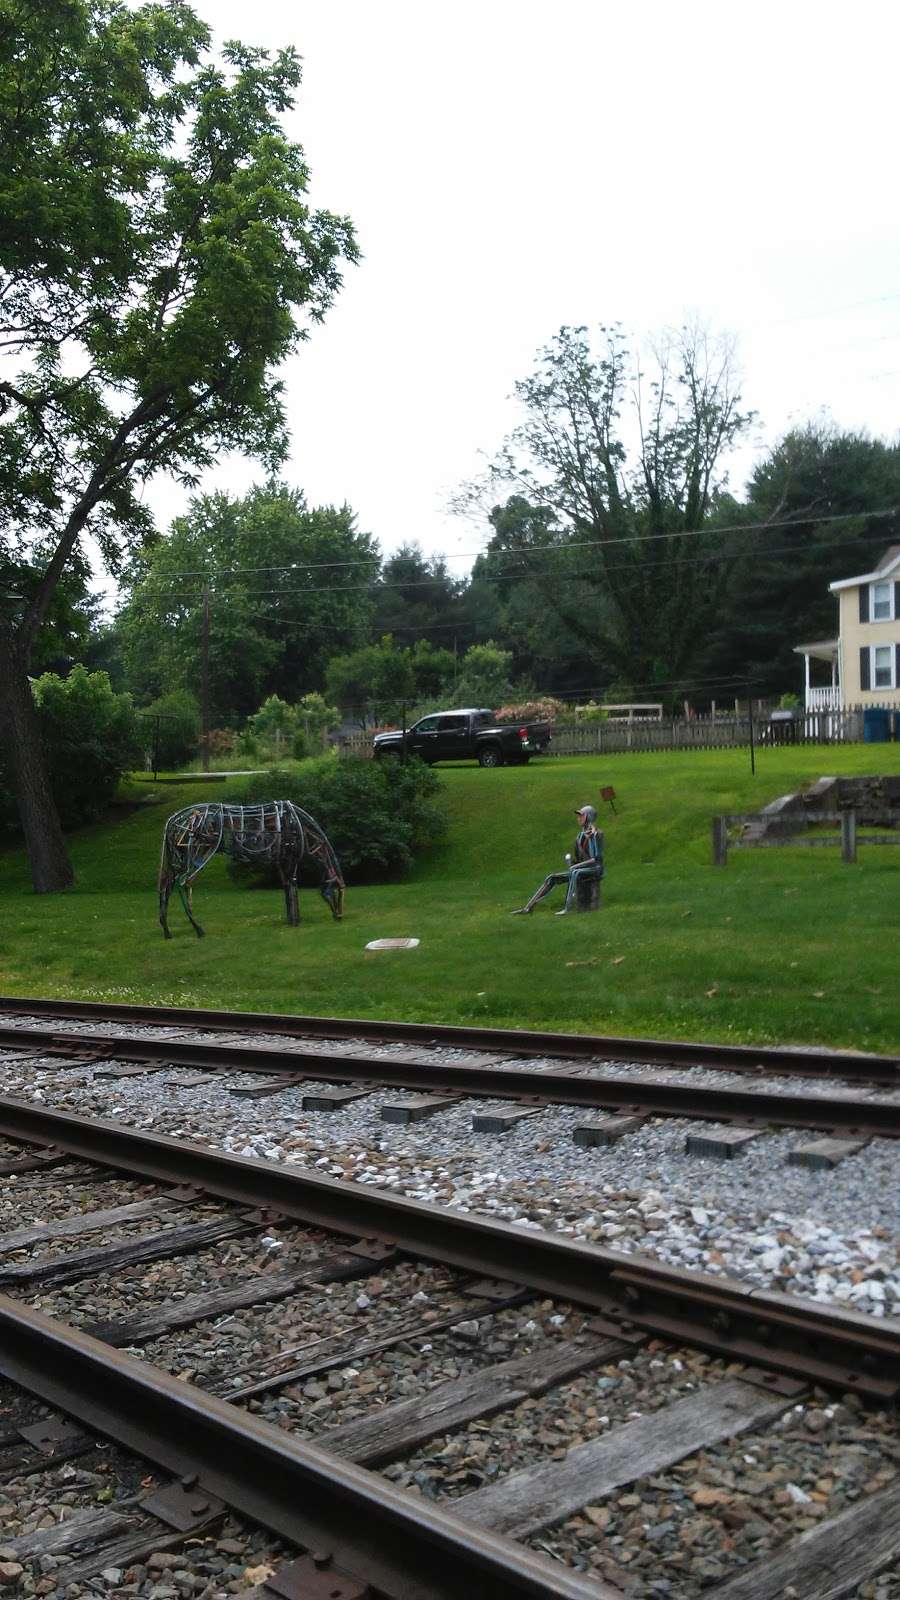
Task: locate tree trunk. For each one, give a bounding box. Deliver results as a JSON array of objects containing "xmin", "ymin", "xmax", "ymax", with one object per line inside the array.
[{"xmin": 0, "ymin": 635, "xmax": 75, "ymax": 892}]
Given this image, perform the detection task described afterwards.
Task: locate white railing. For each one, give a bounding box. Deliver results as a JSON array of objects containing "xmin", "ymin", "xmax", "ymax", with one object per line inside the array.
[{"xmin": 806, "ymin": 684, "xmax": 842, "ymax": 711}]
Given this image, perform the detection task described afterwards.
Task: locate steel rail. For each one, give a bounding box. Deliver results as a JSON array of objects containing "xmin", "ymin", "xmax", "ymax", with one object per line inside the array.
[
  {"xmin": 0, "ymin": 1298, "xmax": 607, "ymax": 1600},
  {"xmin": 0, "ymin": 994, "xmax": 895, "ymax": 1083},
  {"xmin": 0, "ymin": 1020, "xmax": 896, "ymax": 1136},
  {"xmin": 0, "ymin": 1094, "xmax": 896, "ymax": 1400}
]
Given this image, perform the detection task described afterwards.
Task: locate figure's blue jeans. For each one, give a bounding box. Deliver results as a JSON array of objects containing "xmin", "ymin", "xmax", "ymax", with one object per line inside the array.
[{"xmin": 524, "ymin": 863, "xmax": 602, "ymax": 912}]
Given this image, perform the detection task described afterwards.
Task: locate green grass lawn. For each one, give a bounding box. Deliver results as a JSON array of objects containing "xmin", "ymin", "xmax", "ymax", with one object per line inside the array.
[{"xmin": 0, "ymin": 745, "xmax": 898, "ymax": 1050}]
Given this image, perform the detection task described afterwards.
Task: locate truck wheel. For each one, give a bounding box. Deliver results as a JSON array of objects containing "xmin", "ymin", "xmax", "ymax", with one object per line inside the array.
[{"xmin": 478, "ymin": 745, "xmax": 503, "ymax": 768}]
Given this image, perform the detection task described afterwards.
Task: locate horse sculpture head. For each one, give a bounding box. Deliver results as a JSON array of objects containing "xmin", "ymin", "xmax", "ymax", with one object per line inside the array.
[{"xmin": 321, "ymin": 874, "xmax": 345, "ymax": 920}]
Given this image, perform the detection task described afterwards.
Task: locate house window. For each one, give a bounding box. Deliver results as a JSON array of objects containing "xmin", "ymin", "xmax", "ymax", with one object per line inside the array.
[
  {"xmin": 871, "ymin": 582, "xmax": 893, "ymax": 621},
  {"xmin": 873, "ymin": 645, "xmax": 893, "ymax": 689}
]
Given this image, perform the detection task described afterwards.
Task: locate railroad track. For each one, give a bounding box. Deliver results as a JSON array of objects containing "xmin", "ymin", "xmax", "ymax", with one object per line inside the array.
[
  {"xmin": 1, "ymin": 993, "xmax": 896, "ymax": 1082},
  {"xmin": 0, "ymin": 1096, "xmax": 899, "ymax": 1598},
  {"xmin": 0, "ymin": 1005, "xmax": 897, "ymax": 1143}
]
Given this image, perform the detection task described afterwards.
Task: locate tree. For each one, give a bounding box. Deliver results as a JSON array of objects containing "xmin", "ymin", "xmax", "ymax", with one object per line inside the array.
[
  {"xmin": 118, "ymin": 486, "xmax": 375, "ymax": 722},
  {"xmin": 325, "ymin": 638, "xmax": 415, "ymax": 725},
  {"xmin": 470, "ymin": 496, "xmax": 606, "ymax": 693},
  {"xmin": 451, "ymin": 641, "xmax": 514, "ymax": 707},
  {"xmin": 704, "ymin": 426, "xmax": 900, "ymax": 696},
  {"xmin": 409, "ymin": 639, "xmax": 456, "ymax": 699},
  {"xmin": 1, "ymin": 557, "xmax": 97, "ymax": 677},
  {"xmin": 371, "ymin": 544, "xmax": 464, "ymax": 647},
  {"xmin": 459, "ymin": 324, "xmax": 752, "ymax": 699},
  {"xmin": 0, "ymin": 666, "xmax": 140, "ymax": 831},
  {"xmin": 0, "ymin": 1, "xmax": 356, "ymax": 890},
  {"xmin": 140, "ymin": 688, "xmax": 199, "ymax": 771}
]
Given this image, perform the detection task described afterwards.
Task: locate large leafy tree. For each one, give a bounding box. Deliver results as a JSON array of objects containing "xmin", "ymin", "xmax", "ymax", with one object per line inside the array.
[
  {"xmin": 704, "ymin": 426, "xmax": 900, "ymax": 696},
  {"xmin": 371, "ymin": 543, "xmax": 466, "ymax": 648},
  {"xmin": 470, "ymin": 496, "xmax": 608, "ymax": 693},
  {"xmin": 1, "ymin": 555, "xmax": 97, "ymax": 676},
  {"xmin": 325, "ymin": 638, "xmax": 416, "ymax": 726},
  {"xmin": 118, "ymin": 484, "xmax": 376, "ymax": 722},
  {"xmin": 460, "ymin": 324, "xmax": 752, "ymax": 698},
  {"xmin": 0, "ymin": 0, "xmax": 356, "ymax": 889}
]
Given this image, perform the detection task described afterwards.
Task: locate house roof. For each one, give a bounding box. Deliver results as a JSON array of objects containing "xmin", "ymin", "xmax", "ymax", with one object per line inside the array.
[
  {"xmin": 793, "ymin": 638, "xmax": 839, "ymax": 662},
  {"xmin": 829, "ymin": 544, "xmax": 900, "ymax": 592}
]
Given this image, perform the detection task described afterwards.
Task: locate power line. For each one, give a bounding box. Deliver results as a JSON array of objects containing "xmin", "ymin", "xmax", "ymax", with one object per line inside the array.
[
  {"xmin": 767, "ymin": 289, "xmax": 900, "ymax": 326},
  {"xmin": 320, "ymin": 674, "xmax": 760, "ymax": 715},
  {"xmin": 134, "ymin": 525, "xmax": 900, "ymax": 606},
  {"xmin": 142, "ymin": 505, "xmax": 900, "ymax": 583}
]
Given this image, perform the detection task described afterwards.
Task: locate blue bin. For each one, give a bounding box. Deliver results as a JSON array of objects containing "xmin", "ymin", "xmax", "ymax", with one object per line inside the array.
[{"xmin": 863, "ymin": 707, "xmax": 891, "ymax": 742}]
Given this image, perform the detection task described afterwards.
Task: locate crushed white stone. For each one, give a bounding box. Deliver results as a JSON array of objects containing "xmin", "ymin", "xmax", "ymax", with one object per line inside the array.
[{"xmin": 0, "ymin": 1019, "xmax": 897, "ymax": 1321}]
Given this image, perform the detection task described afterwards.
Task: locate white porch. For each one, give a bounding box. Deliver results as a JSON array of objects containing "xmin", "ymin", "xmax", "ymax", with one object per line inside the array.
[
  {"xmin": 793, "ymin": 639, "xmax": 841, "ymax": 712},
  {"xmin": 806, "ymin": 684, "xmax": 842, "ymax": 711}
]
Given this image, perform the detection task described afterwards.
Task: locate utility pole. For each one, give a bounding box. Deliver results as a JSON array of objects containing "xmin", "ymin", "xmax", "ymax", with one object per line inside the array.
[
  {"xmin": 200, "ymin": 585, "xmax": 210, "ymax": 772},
  {"xmin": 748, "ymin": 687, "xmax": 756, "ymax": 777}
]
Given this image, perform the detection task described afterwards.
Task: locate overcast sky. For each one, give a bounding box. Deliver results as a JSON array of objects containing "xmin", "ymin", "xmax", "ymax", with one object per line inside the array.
[{"xmin": 139, "ymin": 0, "xmax": 900, "ymax": 578}]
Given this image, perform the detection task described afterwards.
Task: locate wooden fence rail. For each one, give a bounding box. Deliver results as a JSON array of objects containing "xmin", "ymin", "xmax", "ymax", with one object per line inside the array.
[
  {"xmin": 712, "ymin": 810, "xmax": 900, "ymax": 865},
  {"xmin": 549, "ymin": 709, "xmax": 875, "ymax": 754}
]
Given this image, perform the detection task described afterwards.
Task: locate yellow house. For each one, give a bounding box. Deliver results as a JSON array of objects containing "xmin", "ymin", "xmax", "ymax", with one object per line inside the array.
[{"xmin": 795, "ymin": 545, "xmax": 900, "ymax": 711}]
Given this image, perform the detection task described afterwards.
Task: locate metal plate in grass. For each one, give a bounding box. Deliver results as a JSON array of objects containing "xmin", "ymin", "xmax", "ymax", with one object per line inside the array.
[{"xmin": 364, "ymin": 938, "xmax": 420, "ymax": 950}]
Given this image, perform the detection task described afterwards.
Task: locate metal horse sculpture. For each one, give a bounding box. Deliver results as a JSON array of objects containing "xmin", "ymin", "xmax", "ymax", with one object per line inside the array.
[{"xmin": 159, "ymin": 801, "xmax": 345, "ymax": 938}]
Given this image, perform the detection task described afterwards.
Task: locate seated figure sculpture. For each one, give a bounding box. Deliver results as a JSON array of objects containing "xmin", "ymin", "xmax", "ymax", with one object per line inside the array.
[{"xmin": 512, "ymin": 803, "xmax": 604, "ymax": 916}]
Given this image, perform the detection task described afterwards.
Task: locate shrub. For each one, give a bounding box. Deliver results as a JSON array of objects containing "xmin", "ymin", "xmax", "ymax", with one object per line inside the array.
[
  {"xmin": 232, "ymin": 755, "xmax": 448, "ymax": 884},
  {"xmin": 140, "ymin": 690, "xmax": 199, "ymax": 769},
  {"xmin": 0, "ymin": 667, "xmax": 142, "ymax": 832},
  {"xmin": 573, "ymin": 700, "xmax": 608, "ymax": 723},
  {"xmin": 248, "ymin": 694, "xmax": 296, "ymax": 741},
  {"xmin": 206, "ymin": 727, "xmax": 237, "ymax": 760},
  {"xmin": 296, "ymin": 692, "xmax": 340, "ymax": 743},
  {"xmin": 494, "ymin": 697, "xmax": 567, "ymax": 724},
  {"xmin": 291, "ymin": 693, "xmax": 340, "ymax": 760},
  {"xmin": 234, "ymin": 728, "xmax": 263, "ymax": 763}
]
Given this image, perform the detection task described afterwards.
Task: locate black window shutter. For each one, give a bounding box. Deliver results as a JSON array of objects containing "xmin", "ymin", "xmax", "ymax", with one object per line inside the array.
[
  {"xmin": 859, "ymin": 585, "xmax": 869, "ymax": 622},
  {"xmin": 896, "ymin": 641, "xmax": 900, "ymax": 688},
  {"xmin": 894, "ymin": 580, "xmax": 900, "ymax": 619},
  {"xmin": 860, "ymin": 646, "xmax": 871, "ymax": 691}
]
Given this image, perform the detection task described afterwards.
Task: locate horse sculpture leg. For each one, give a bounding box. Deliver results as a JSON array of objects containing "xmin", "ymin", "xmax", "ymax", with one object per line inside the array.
[
  {"xmin": 158, "ymin": 830, "xmax": 176, "ymax": 939},
  {"xmin": 159, "ymin": 872, "xmax": 174, "ymax": 939},
  {"xmin": 279, "ymin": 867, "xmax": 300, "ymax": 926},
  {"xmin": 177, "ymin": 877, "xmax": 205, "ymax": 938}
]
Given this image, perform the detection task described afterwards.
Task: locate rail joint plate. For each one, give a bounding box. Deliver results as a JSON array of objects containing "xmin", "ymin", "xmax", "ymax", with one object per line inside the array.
[
  {"xmin": 263, "ymin": 1555, "xmax": 373, "ymax": 1600},
  {"xmin": 140, "ymin": 1478, "xmax": 226, "ymax": 1530},
  {"xmin": 19, "ymin": 1417, "xmax": 87, "ymax": 1453}
]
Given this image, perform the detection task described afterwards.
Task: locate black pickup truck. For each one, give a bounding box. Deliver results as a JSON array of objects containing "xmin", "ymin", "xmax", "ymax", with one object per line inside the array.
[{"xmin": 372, "ymin": 707, "xmax": 553, "ymax": 767}]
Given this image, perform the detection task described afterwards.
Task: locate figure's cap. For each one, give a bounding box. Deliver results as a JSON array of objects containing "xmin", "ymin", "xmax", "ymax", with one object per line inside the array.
[{"xmin": 575, "ymin": 804, "xmax": 597, "ymax": 824}]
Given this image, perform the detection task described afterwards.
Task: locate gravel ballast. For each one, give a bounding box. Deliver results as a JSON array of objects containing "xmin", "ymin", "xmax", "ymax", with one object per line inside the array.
[{"xmin": 1, "ymin": 1032, "xmax": 898, "ymax": 1320}]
